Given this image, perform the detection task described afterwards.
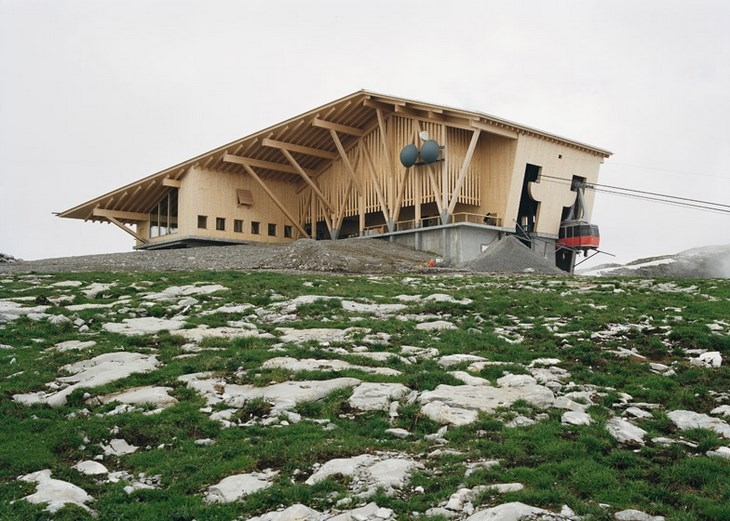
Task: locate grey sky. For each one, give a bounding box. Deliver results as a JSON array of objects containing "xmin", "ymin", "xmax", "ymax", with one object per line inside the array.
[{"xmin": 1, "ymin": 0, "xmax": 728, "ymax": 266}]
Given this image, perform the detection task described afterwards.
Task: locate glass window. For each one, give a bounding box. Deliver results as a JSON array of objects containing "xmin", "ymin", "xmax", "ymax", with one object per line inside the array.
[
  {"xmin": 251, "ymin": 221, "xmax": 260, "ymax": 235},
  {"xmin": 197, "ymin": 215, "xmax": 207, "ymax": 229},
  {"xmin": 149, "ymin": 189, "xmax": 179, "ymax": 238},
  {"xmin": 216, "ymin": 217, "xmax": 225, "ymax": 231},
  {"xmin": 284, "ymin": 225, "xmax": 292, "ymax": 238},
  {"xmin": 234, "ymin": 219, "xmax": 243, "ymax": 233},
  {"xmin": 268, "ymin": 223, "xmax": 277, "ymax": 236}
]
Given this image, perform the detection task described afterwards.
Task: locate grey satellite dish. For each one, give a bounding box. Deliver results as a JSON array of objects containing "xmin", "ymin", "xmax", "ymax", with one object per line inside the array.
[
  {"xmin": 400, "ymin": 144, "xmax": 418, "ymax": 168},
  {"xmin": 421, "ymin": 139, "xmax": 440, "ymax": 164}
]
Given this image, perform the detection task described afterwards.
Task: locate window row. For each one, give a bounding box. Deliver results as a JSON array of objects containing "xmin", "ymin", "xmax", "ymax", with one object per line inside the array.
[{"xmin": 197, "ymin": 215, "xmax": 292, "ymax": 237}]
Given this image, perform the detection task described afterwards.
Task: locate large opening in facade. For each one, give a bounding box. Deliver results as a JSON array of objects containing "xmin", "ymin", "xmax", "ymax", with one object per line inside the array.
[
  {"xmin": 149, "ymin": 189, "xmax": 178, "ymax": 238},
  {"xmin": 516, "ymin": 164, "xmax": 540, "ymax": 245}
]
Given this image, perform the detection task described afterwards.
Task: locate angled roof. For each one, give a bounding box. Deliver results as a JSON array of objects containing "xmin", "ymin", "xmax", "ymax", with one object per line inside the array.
[{"xmin": 57, "ymin": 90, "xmax": 612, "ymax": 223}]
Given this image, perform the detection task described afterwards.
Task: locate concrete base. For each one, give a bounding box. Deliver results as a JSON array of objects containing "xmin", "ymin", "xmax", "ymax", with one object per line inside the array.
[{"xmin": 380, "ymin": 223, "xmax": 557, "ymax": 267}]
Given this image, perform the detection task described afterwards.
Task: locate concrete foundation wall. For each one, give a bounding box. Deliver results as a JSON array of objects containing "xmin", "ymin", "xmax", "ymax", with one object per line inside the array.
[{"xmin": 388, "ymin": 224, "xmax": 505, "ymax": 265}]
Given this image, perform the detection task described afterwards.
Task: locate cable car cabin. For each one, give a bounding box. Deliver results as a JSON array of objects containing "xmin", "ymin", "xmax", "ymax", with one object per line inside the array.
[{"xmin": 557, "ymin": 220, "xmax": 600, "ymax": 250}]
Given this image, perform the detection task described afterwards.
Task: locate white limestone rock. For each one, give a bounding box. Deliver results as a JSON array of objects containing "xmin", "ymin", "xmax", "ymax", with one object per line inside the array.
[
  {"xmin": 17, "ymin": 469, "xmax": 94, "ymax": 513},
  {"xmin": 349, "ymin": 382, "xmax": 412, "ymax": 411},
  {"xmin": 465, "ymin": 501, "xmax": 553, "ymax": 520},
  {"xmin": 438, "ymin": 354, "xmax": 488, "ymax": 368},
  {"xmin": 101, "ymin": 438, "xmax": 138, "ymax": 456},
  {"xmin": 13, "ymin": 352, "xmax": 160, "ymax": 407},
  {"xmin": 606, "ymin": 417, "xmax": 647, "ymax": 445},
  {"xmin": 181, "ymin": 373, "xmax": 361, "ymax": 416},
  {"xmin": 614, "ymin": 509, "xmax": 665, "ymax": 521},
  {"xmin": 419, "ymin": 383, "xmax": 554, "ymax": 426},
  {"xmin": 305, "ymin": 454, "xmax": 376, "ymax": 485},
  {"xmin": 711, "ymin": 405, "xmax": 730, "ymax": 417},
  {"xmin": 450, "ymin": 371, "xmax": 491, "ymax": 386},
  {"xmin": 276, "ymin": 326, "xmax": 368, "ymax": 344},
  {"xmin": 175, "ymin": 324, "xmax": 270, "ymax": 342},
  {"xmin": 248, "ymin": 503, "xmax": 321, "ymax": 521},
  {"xmin": 706, "ymin": 446, "xmax": 730, "ymax": 459},
  {"xmin": 305, "ymin": 454, "xmax": 420, "ymax": 497},
  {"xmin": 263, "ymin": 356, "xmax": 401, "ymax": 377},
  {"xmin": 90, "ymin": 385, "xmax": 178, "ymax": 410},
  {"xmin": 667, "ymin": 410, "xmax": 730, "ymax": 438},
  {"xmin": 690, "ymin": 351, "xmax": 722, "ymax": 368},
  {"xmin": 328, "ymin": 502, "xmax": 395, "ymax": 521},
  {"xmin": 102, "ymin": 317, "xmax": 186, "ymax": 336},
  {"xmin": 341, "ymin": 300, "xmax": 407, "ymax": 315},
  {"xmin": 562, "ymin": 411, "xmax": 593, "ymax": 426},
  {"xmin": 204, "ymin": 469, "xmax": 278, "ymax": 503},
  {"xmin": 423, "ymin": 293, "xmax": 473, "ymax": 305},
  {"xmin": 416, "ymin": 320, "xmax": 457, "ymax": 331},
  {"xmin": 143, "ymin": 284, "xmax": 227, "ymax": 302},
  {"xmin": 385, "ymin": 428, "xmax": 411, "ymax": 439},
  {"xmin": 50, "ymin": 340, "xmax": 97, "ymax": 352},
  {"xmin": 73, "ymin": 461, "xmax": 108, "ymax": 475},
  {"xmin": 420, "ymin": 401, "xmax": 479, "ymax": 426}
]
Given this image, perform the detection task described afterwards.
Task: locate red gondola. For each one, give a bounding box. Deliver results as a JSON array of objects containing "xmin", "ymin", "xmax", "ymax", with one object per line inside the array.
[{"xmin": 557, "ymin": 220, "xmax": 600, "ymax": 250}]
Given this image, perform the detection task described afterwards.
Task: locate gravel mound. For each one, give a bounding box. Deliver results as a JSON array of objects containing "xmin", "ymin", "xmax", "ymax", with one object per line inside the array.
[
  {"xmin": 0, "ymin": 239, "xmax": 436, "ymax": 275},
  {"xmin": 464, "ymin": 236, "xmax": 564, "ymax": 275},
  {"xmin": 259, "ymin": 239, "xmax": 436, "ymax": 273}
]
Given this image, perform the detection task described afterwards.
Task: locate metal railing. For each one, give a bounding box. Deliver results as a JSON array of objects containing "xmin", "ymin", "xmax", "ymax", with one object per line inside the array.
[{"xmin": 362, "ymin": 213, "xmax": 502, "ymax": 235}]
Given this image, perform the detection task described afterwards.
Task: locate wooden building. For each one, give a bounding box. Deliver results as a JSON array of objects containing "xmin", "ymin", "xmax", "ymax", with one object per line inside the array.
[{"xmin": 57, "ymin": 91, "xmax": 611, "ymax": 271}]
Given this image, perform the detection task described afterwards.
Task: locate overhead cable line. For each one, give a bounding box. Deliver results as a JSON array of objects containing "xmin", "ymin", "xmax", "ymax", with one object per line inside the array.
[{"xmin": 535, "ymin": 174, "xmax": 730, "ymax": 215}]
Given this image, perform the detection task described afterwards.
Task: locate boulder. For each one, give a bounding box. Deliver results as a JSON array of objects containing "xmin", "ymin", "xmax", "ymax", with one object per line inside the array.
[
  {"xmin": 667, "ymin": 410, "xmax": 730, "ymax": 438},
  {"xmin": 17, "ymin": 469, "xmax": 93, "ymax": 513},
  {"xmin": 606, "ymin": 418, "xmax": 647, "ymax": 445},
  {"xmin": 204, "ymin": 470, "xmax": 278, "ymax": 503}
]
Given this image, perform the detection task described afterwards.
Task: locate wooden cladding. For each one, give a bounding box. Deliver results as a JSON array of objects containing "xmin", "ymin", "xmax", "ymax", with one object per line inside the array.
[{"xmin": 301, "ymin": 115, "xmax": 483, "ymax": 224}]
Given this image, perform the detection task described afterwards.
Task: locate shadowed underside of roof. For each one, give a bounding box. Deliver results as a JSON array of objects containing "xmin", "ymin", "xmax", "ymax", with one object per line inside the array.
[{"xmin": 56, "ymin": 90, "xmax": 612, "ymax": 224}]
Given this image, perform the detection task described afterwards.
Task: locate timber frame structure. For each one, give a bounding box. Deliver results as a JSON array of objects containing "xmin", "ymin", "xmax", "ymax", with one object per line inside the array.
[{"xmin": 57, "ymin": 90, "xmax": 611, "ymax": 270}]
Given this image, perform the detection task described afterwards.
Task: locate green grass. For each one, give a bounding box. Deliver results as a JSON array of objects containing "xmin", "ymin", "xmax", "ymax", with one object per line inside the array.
[{"xmin": 0, "ymin": 271, "xmax": 729, "ymax": 520}]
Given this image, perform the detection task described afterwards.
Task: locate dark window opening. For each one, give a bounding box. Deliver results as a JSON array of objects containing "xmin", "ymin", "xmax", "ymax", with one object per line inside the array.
[
  {"xmin": 197, "ymin": 215, "xmax": 208, "ymax": 229},
  {"xmin": 251, "ymin": 221, "xmax": 260, "ymax": 235},
  {"xmin": 216, "ymin": 218, "xmax": 225, "ymax": 231},
  {"xmin": 562, "ymin": 175, "xmax": 586, "ymax": 222},
  {"xmin": 516, "ymin": 163, "xmax": 540, "ymax": 246},
  {"xmin": 284, "ymin": 225, "xmax": 293, "ymax": 238},
  {"xmin": 268, "ymin": 223, "xmax": 277, "ymax": 236},
  {"xmin": 234, "ymin": 219, "xmax": 243, "ymax": 233}
]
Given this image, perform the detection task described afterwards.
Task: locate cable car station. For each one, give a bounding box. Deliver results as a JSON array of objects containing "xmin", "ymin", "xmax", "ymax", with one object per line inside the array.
[{"xmin": 56, "ymin": 91, "xmax": 611, "ymax": 273}]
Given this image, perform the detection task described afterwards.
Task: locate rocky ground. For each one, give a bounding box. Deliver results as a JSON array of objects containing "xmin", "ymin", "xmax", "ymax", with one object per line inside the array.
[
  {"xmin": 2, "ymin": 270, "xmax": 728, "ymax": 520},
  {"xmin": 0, "ymin": 239, "xmax": 438, "ymax": 275},
  {"xmin": 0, "ymin": 236, "xmax": 571, "ymax": 277}
]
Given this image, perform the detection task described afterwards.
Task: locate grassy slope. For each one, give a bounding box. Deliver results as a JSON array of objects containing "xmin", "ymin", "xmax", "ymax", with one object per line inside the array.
[{"xmin": 0, "ymin": 271, "xmax": 728, "ymax": 521}]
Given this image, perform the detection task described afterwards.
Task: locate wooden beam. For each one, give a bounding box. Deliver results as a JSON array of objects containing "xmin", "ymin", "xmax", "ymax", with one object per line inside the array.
[
  {"xmin": 233, "ymin": 160, "xmax": 310, "ymax": 239},
  {"xmin": 328, "ymin": 129, "xmax": 364, "ymax": 194},
  {"xmin": 392, "ymin": 167, "xmax": 410, "ymax": 224},
  {"xmin": 447, "ymin": 129, "xmax": 482, "ymax": 216},
  {"xmin": 360, "ymin": 144, "xmax": 391, "ymax": 225},
  {"xmin": 163, "ymin": 178, "xmax": 182, "ymax": 188},
  {"xmin": 313, "ymin": 118, "xmax": 364, "ymax": 137},
  {"xmin": 375, "ymin": 109, "xmax": 397, "ymax": 219},
  {"xmin": 470, "ymin": 120, "xmax": 518, "ymax": 139},
  {"xmin": 280, "ymin": 148, "xmax": 335, "ymax": 214},
  {"xmin": 106, "ymin": 215, "xmax": 148, "ymax": 244},
  {"xmin": 93, "ymin": 208, "xmax": 149, "ymax": 222},
  {"xmin": 334, "ymin": 179, "xmax": 354, "ymax": 233},
  {"xmin": 263, "ymin": 138, "xmax": 338, "ymax": 160},
  {"xmin": 426, "ymin": 164, "xmax": 444, "ymax": 217},
  {"xmin": 222, "ymin": 153, "xmax": 313, "ymax": 176}
]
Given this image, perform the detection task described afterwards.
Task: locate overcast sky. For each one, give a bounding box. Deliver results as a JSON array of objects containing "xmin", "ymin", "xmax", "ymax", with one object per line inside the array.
[{"xmin": 1, "ymin": 0, "xmax": 728, "ymax": 266}]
